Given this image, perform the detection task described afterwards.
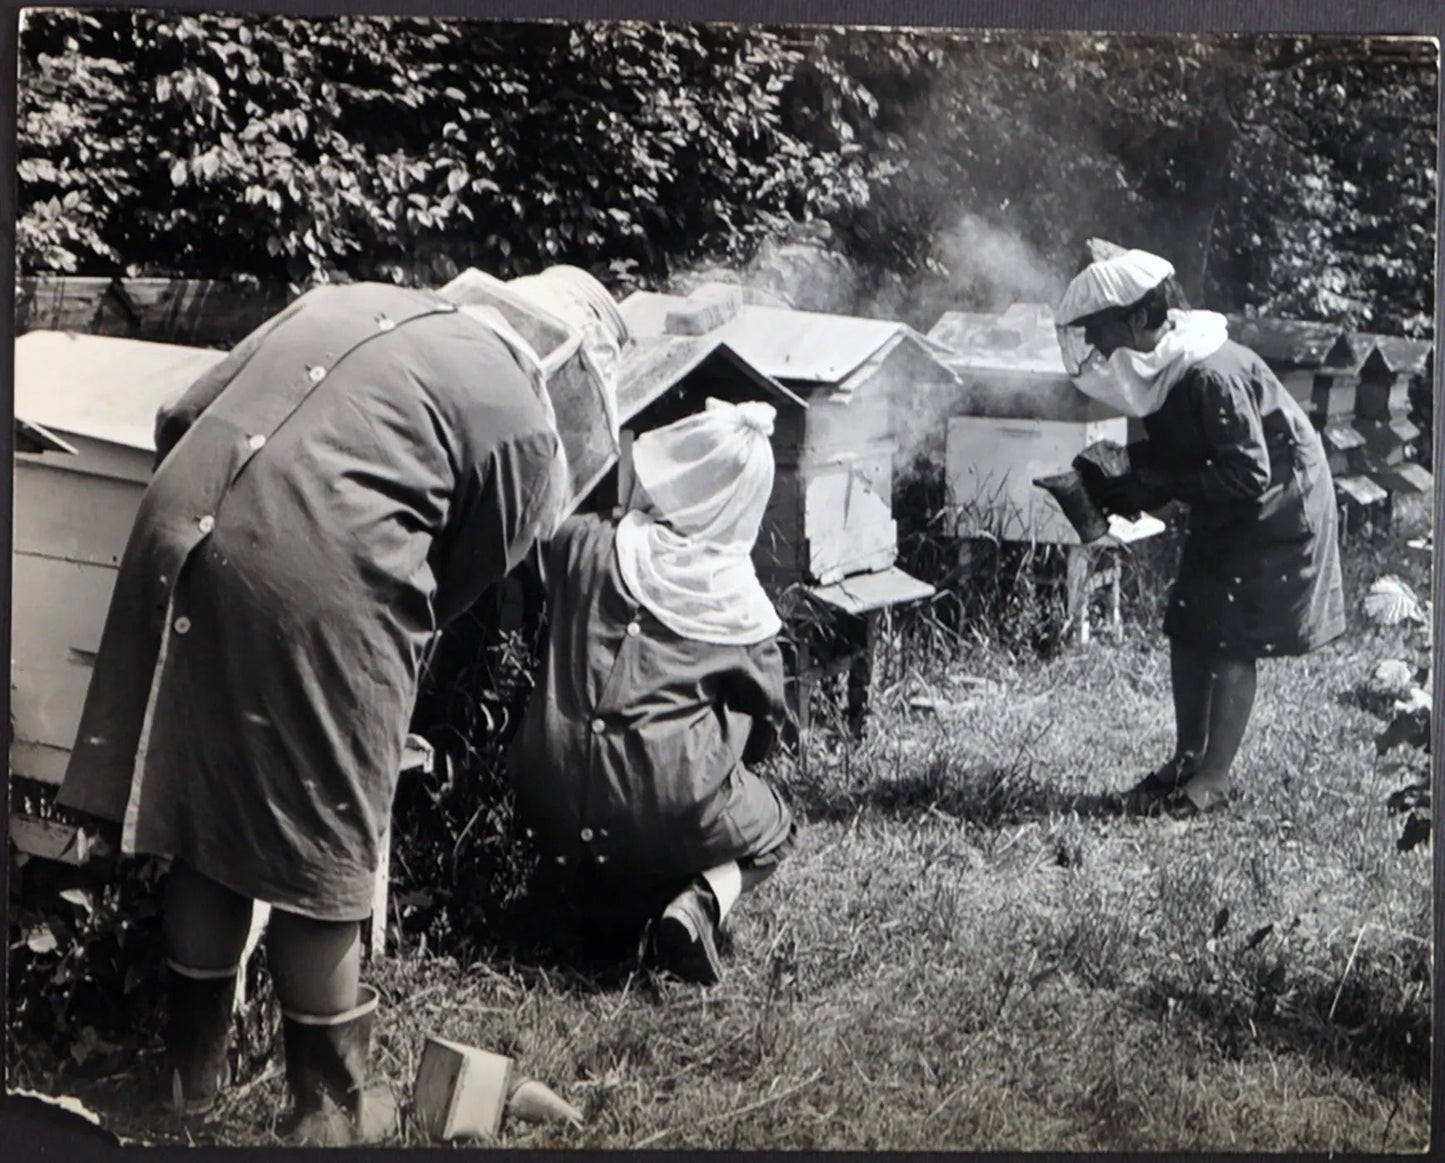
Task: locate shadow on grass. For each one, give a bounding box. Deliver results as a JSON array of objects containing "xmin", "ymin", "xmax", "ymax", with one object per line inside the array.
[
  {"xmin": 786, "ymin": 763, "xmax": 1143, "ymax": 829},
  {"xmin": 429, "ymin": 865, "xmax": 745, "ymax": 996},
  {"xmin": 1136, "ymin": 964, "xmax": 1430, "ymax": 1088}
]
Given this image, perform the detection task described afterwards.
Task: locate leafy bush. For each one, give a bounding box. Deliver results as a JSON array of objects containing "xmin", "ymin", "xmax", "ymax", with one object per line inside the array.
[
  {"xmin": 16, "ymin": 11, "xmax": 883, "ymax": 289},
  {"xmin": 18, "ymin": 15, "xmax": 1436, "ymax": 336},
  {"xmin": 7, "ymin": 831, "xmax": 167, "ymax": 1088}
]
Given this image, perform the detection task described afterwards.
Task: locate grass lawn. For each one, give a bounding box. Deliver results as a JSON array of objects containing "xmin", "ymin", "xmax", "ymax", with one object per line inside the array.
[{"xmin": 11, "ymin": 500, "xmax": 1434, "ymax": 1151}]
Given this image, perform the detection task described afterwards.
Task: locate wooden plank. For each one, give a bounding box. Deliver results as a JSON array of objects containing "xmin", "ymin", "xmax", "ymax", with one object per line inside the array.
[
  {"xmin": 803, "ymin": 463, "xmax": 897, "ymax": 583},
  {"xmin": 370, "ymin": 828, "xmax": 391, "ymax": 960},
  {"xmin": 14, "ymin": 461, "xmax": 143, "ymax": 565},
  {"xmin": 16, "ymin": 277, "xmax": 287, "ymax": 347},
  {"xmin": 9, "ymin": 741, "xmax": 71, "ymax": 786}
]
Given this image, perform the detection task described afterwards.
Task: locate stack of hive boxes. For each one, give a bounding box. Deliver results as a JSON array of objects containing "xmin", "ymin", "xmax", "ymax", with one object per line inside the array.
[
  {"xmin": 1224, "ymin": 315, "xmax": 1390, "ymax": 525},
  {"xmin": 1353, "ymin": 335, "xmax": 1434, "ymax": 497}
]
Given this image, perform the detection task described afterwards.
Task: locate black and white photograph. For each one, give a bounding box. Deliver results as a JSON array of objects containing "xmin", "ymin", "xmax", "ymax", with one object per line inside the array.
[{"xmin": 4, "ymin": 2, "xmax": 1439, "ymax": 1152}]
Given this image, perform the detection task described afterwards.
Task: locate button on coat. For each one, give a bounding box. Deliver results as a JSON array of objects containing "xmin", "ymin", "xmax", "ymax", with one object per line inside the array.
[{"xmin": 58, "ymin": 283, "xmax": 561, "ymax": 921}]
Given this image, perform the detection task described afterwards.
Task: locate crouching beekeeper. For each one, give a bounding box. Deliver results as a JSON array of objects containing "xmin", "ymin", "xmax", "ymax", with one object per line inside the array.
[
  {"xmin": 507, "ymin": 398, "xmax": 798, "ymax": 985},
  {"xmin": 56, "ymin": 268, "xmax": 626, "ymax": 1143},
  {"xmin": 1053, "ymin": 248, "xmax": 1346, "ymax": 817}
]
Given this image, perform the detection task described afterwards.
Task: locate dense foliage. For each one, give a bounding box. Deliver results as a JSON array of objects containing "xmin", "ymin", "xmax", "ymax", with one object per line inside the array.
[{"xmin": 17, "ymin": 13, "xmax": 1437, "ymax": 334}]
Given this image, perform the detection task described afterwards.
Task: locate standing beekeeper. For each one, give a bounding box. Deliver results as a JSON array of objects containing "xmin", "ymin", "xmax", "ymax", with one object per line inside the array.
[
  {"xmin": 506, "ymin": 398, "xmax": 797, "ymax": 985},
  {"xmin": 1053, "ymin": 248, "xmax": 1346, "ymax": 816},
  {"xmin": 56, "ymin": 267, "xmax": 627, "ymax": 1144}
]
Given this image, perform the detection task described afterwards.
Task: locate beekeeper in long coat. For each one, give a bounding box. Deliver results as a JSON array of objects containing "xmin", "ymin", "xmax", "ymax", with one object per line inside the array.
[
  {"xmin": 57, "ymin": 268, "xmax": 626, "ymax": 1143},
  {"xmin": 507, "ymin": 398, "xmax": 797, "ymax": 985},
  {"xmin": 1054, "ymin": 248, "xmax": 1346, "ymax": 816}
]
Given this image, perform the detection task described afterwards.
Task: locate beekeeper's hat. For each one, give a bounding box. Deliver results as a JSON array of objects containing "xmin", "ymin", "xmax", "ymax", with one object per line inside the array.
[{"xmin": 1054, "ymin": 249, "xmax": 1175, "ymax": 328}]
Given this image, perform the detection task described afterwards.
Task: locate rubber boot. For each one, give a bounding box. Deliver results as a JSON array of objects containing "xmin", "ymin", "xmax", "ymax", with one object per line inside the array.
[
  {"xmin": 279, "ymin": 984, "xmax": 399, "ymax": 1146},
  {"xmin": 164, "ymin": 960, "xmax": 238, "ymax": 1116}
]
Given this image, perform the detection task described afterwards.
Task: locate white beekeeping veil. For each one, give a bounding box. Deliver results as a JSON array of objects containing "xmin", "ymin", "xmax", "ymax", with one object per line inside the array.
[
  {"xmin": 613, "ymin": 398, "xmax": 782, "ymax": 646},
  {"xmin": 1054, "ymin": 249, "xmax": 1227, "ymax": 417},
  {"xmin": 1054, "ymin": 249, "xmax": 1176, "ymax": 377}
]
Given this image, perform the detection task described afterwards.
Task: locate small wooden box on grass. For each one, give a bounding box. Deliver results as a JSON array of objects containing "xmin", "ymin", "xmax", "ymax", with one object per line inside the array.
[{"xmin": 414, "ymin": 1036, "xmax": 515, "ymax": 1140}]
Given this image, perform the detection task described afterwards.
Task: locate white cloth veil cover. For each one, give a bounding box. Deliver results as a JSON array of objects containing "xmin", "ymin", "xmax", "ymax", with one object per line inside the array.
[
  {"xmin": 614, "ymin": 398, "xmax": 783, "ymax": 646},
  {"xmin": 1054, "ymin": 249, "xmax": 1229, "ymax": 417},
  {"xmin": 458, "ymin": 265, "xmax": 630, "ymax": 536}
]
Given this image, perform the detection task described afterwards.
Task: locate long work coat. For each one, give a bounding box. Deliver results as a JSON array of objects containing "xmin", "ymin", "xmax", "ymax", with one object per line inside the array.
[
  {"xmin": 506, "ymin": 515, "xmax": 795, "ymax": 895},
  {"xmin": 1126, "ymin": 340, "xmax": 1346, "ymax": 660},
  {"xmin": 58, "ymin": 283, "xmax": 560, "ymax": 920}
]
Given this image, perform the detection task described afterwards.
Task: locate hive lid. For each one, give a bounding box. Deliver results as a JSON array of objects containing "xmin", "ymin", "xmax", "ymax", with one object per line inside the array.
[
  {"xmin": 927, "ymin": 302, "xmax": 1079, "ymax": 380},
  {"xmin": 1335, "ymin": 474, "xmax": 1390, "ymax": 505},
  {"xmin": 1370, "ymin": 462, "xmax": 1433, "ymax": 494},
  {"xmin": 613, "ymin": 334, "xmax": 807, "ymax": 427},
  {"xmin": 620, "ymin": 291, "xmax": 956, "ymax": 388},
  {"xmin": 15, "ymin": 330, "xmax": 228, "ymax": 451},
  {"xmin": 1359, "ymin": 334, "xmax": 1434, "ymax": 377},
  {"xmin": 1224, "ymin": 314, "xmax": 1357, "ymax": 369}
]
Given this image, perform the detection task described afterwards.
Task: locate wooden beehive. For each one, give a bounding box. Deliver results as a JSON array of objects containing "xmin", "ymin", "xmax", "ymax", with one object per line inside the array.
[
  {"xmin": 1321, "ymin": 423, "xmax": 1369, "ymax": 478},
  {"xmin": 1355, "ymin": 347, "xmax": 1414, "ymax": 420},
  {"xmin": 945, "ymin": 415, "xmax": 1129, "ymax": 545},
  {"xmin": 1224, "ymin": 314, "xmax": 1352, "ymax": 418},
  {"xmin": 11, "ymin": 331, "xmax": 228, "ymax": 790},
  {"xmin": 928, "ymin": 303, "xmax": 1133, "ymax": 546},
  {"xmin": 1356, "ymin": 334, "xmax": 1432, "ymax": 421},
  {"xmin": 615, "ymin": 287, "xmax": 949, "ymax": 603},
  {"xmin": 1354, "ymin": 416, "xmax": 1421, "ymax": 468}
]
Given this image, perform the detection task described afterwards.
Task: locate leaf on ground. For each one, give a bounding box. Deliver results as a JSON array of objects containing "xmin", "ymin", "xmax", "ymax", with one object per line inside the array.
[
  {"xmin": 1363, "ymin": 576, "xmax": 1424, "ymax": 626},
  {"xmin": 26, "ymin": 924, "xmax": 58, "ymax": 954}
]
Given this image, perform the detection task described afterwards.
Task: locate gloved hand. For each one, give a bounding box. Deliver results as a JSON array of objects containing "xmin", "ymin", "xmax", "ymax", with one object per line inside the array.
[
  {"xmin": 1094, "ymin": 474, "xmax": 1153, "ymax": 519},
  {"xmin": 1072, "ymin": 440, "xmax": 1150, "ymax": 519}
]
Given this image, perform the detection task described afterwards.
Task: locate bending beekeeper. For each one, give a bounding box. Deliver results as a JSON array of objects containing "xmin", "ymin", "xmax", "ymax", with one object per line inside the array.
[
  {"xmin": 56, "ymin": 267, "xmax": 627, "ymax": 1144},
  {"xmin": 1054, "ymin": 248, "xmax": 1346, "ymax": 816},
  {"xmin": 507, "ymin": 398, "xmax": 797, "ymax": 985}
]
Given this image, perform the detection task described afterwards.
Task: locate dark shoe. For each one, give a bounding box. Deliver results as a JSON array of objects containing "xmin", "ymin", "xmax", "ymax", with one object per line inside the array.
[
  {"xmin": 1142, "ymin": 783, "xmax": 1230, "ymax": 821},
  {"xmin": 1121, "ymin": 755, "xmax": 1195, "ymax": 815},
  {"xmin": 280, "ymin": 984, "xmax": 398, "ymax": 1146},
  {"xmin": 654, "ymin": 884, "xmax": 723, "ymax": 986},
  {"xmin": 164, "ymin": 961, "xmax": 238, "ymax": 1116},
  {"xmin": 1175, "ymin": 776, "xmax": 1230, "ymax": 815}
]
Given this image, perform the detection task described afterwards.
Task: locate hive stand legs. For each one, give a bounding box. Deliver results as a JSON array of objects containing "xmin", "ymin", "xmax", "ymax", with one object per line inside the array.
[
  {"xmin": 786, "ymin": 610, "xmax": 875, "ymax": 740},
  {"xmin": 1063, "ymin": 545, "xmax": 1122, "ymax": 646}
]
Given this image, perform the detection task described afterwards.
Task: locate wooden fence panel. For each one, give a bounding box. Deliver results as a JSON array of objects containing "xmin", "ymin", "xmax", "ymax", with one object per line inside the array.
[{"xmin": 16, "ymin": 276, "xmax": 290, "ymax": 348}]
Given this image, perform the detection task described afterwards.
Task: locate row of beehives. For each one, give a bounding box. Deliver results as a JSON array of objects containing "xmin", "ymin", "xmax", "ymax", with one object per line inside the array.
[
  {"xmin": 9, "ymin": 276, "xmax": 1436, "ymax": 834},
  {"xmin": 929, "ymin": 302, "xmax": 1436, "ymax": 535}
]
